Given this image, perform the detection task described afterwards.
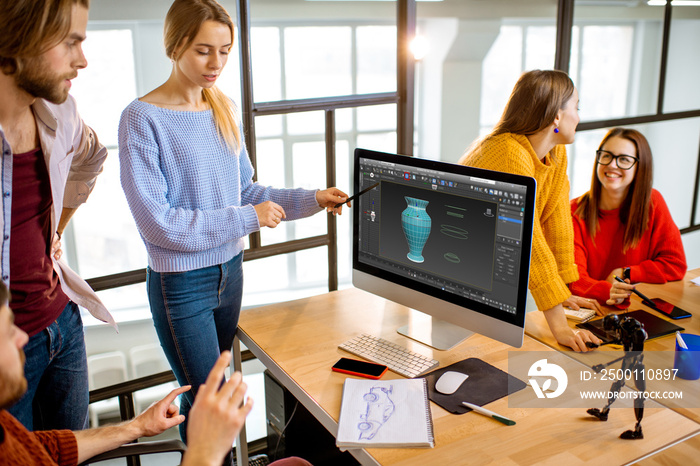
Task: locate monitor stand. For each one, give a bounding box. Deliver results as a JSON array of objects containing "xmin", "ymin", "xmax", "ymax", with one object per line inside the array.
[{"xmin": 397, "ymin": 309, "xmax": 474, "ymax": 351}]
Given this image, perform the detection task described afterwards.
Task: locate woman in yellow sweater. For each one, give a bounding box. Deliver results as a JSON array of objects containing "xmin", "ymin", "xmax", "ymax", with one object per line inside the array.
[{"xmin": 459, "ymin": 70, "xmax": 601, "ymax": 352}]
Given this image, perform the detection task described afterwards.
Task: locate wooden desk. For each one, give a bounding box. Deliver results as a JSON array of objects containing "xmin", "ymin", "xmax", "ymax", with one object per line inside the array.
[
  {"xmin": 235, "ymin": 288, "xmax": 699, "ymax": 465},
  {"xmin": 525, "ymin": 268, "xmax": 700, "ymax": 465},
  {"xmin": 525, "ymin": 270, "xmax": 700, "ymax": 390},
  {"xmin": 526, "ymin": 268, "xmax": 700, "ymax": 352}
]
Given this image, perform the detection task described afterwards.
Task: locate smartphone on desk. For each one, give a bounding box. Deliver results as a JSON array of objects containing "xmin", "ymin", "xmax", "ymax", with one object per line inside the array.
[
  {"xmin": 643, "ymin": 298, "xmax": 691, "ymax": 320},
  {"xmin": 332, "ymin": 357, "xmax": 388, "ymax": 379}
]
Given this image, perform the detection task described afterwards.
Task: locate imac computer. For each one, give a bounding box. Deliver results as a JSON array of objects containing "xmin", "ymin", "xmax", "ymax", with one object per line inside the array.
[{"xmin": 352, "ymin": 148, "xmax": 536, "ymax": 350}]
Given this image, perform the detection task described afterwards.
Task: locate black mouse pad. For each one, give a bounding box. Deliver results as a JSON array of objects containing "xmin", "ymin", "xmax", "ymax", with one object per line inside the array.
[
  {"xmin": 422, "ymin": 358, "xmax": 527, "ymax": 414},
  {"xmin": 576, "ymin": 309, "xmax": 683, "ymax": 343}
]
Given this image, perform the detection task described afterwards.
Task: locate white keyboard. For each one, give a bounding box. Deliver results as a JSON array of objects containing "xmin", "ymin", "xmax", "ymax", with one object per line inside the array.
[{"xmin": 338, "ymin": 333, "xmax": 439, "ymax": 378}]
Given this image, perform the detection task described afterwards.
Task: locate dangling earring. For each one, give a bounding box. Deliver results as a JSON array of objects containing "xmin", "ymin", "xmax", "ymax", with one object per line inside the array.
[{"xmin": 554, "ymin": 127, "xmax": 559, "ymax": 134}]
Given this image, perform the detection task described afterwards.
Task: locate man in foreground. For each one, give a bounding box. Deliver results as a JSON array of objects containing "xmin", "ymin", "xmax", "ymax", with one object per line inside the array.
[
  {"xmin": 0, "ymin": 277, "xmax": 250, "ymax": 465},
  {"xmin": 1, "ymin": 279, "xmax": 314, "ymax": 465}
]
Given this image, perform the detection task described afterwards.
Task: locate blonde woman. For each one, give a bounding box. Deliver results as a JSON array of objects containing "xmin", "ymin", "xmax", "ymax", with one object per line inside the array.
[
  {"xmin": 459, "ymin": 70, "xmax": 601, "ymax": 352},
  {"xmin": 118, "ymin": 0, "xmax": 347, "ymax": 448}
]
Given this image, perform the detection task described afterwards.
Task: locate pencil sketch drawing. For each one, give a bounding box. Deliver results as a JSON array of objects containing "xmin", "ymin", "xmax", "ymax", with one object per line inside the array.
[{"xmin": 357, "ymin": 385, "xmax": 395, "ymax": 440}]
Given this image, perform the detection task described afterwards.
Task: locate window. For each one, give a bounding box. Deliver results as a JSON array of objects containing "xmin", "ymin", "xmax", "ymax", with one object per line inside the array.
[
  {"xmin": 68, "ymin": 27, "xmax": 145, "ymax": 278},
  {"xmin": 415, "ymin": 0, "xmax": 699, "ymax": 268},
  {"xmin": 570, "ymin": 118, "xmax": 700, "ymax": 228},
  {"xmin": 246, "ymin": 24, "xmax": 398, "ymax": 305},
  {"xmin": 66, "ymin": 26, "xmax": 150, "ymax": 322},
  {"xmin": 71, "ymin": 29, "xmax": 138, "ymax": 147},
  {"xmin": 413, "ymin": 16, "xmax": 558, "ymax": 159},
  {"xmin": 664, "ymin": 16, "xmax": 700, "ymax": 113},
  {"xmin": 71, "ymin": 1, "xmax": 700, "ymax": 324},
  {"xmin": 357, "ymin": 26, "xmax": 397, "ymax": 93},
  {"xmin": 284, "ymin": 27, "xmax": 353, "ymax": 99},
  {"xmin": 568, "ymin": 1, "xmax": 700, "ymax": 253},
  {"xmin": 480, "ymin": 24, "xmax": 557, "ymax": 135},
  {"xmin": 70, "ymin": 21, "xmax": 398, "ymax": 321}
]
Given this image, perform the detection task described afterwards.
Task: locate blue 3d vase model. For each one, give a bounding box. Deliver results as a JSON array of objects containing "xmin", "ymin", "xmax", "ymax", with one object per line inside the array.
[{"xmin": 401, "ymin": 197, "xmax": 431, "ymax": 263}]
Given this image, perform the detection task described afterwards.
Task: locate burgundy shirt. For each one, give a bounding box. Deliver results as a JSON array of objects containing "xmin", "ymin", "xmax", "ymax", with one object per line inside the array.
[{"xmin": 10, "ymin": 148, "xmax": 69, "ymax": 337}]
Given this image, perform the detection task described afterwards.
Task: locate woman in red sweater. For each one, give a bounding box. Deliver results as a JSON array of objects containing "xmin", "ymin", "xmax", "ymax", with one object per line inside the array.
[{"xmin": 570, "ymin": 128, "xmax": 687, "ymax": 306}]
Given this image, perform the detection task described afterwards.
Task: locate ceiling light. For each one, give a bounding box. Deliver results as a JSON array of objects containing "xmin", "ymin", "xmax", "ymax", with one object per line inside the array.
[{"xmin": 409, "ymin": 35, "xmax": 429, "ymax": 60}]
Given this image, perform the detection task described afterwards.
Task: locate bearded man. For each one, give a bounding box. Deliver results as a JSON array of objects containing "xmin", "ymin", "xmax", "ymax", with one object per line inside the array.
[
  {"xmin": 0, "ymin": 280, "xmax": 273, "ymax": 466},
  {"xmin": 0, "ymin": 0, "xmax": 115, "ymax": 431}
]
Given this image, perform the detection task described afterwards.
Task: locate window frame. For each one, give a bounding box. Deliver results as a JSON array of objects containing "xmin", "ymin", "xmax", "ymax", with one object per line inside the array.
[
  {"xmin": 560, "ymin": 0, "xmax": 700, "ymax": 236},
  {"xmin": 85, "ymin": 0, "xmax": 417, "ymax": 294},
  {"xmin": 84, "ymin": 0, "xmax": 700, "ymax": 297}
]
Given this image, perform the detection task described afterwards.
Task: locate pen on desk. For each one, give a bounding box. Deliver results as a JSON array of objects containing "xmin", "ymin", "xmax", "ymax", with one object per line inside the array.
[
  {"xmin": 613, "ymin": 275, "xmax": 655, "ymax": 306},
  {"xmin": 335, "ymin": 182, "xmax": 379, "ymax": 208},
  {"xmin": 462, "ymin": 402, "xmax": 515, "ymax": 426}
]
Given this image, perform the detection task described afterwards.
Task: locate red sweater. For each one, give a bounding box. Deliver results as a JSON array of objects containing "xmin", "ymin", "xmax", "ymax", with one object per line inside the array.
[
  {"xmin": 0, "ymin": 411, "xmax": 78, "ymax": 466},
  {"xmin": 569, "ymin": 189, "xmax": 687, "ymax": 305}
]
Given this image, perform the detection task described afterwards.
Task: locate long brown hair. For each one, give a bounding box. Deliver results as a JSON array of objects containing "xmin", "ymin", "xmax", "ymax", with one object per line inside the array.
[
  {"xmin": 0, "ymin": 0, "xmax": 90, "ymax": 75},
  {"xmin": 462, "ymin": 69, "xmax": 575, "ymax": 160},
  {"xmin": 574, "ymin": 127, "xmax": 653, "ymax": 251},
  {"xmin": 164, "ymin": 0, "xmax": 241, "ymax": 154}
]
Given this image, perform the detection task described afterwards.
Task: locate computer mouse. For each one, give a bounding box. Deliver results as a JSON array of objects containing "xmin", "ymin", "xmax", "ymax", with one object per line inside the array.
[{"xmin": 434, "ymin": 371, "xmax": 469, "ymax": 395}]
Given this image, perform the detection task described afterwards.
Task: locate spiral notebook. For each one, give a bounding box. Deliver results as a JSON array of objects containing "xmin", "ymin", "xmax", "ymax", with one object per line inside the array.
[{"xmin": 336, "ymin": 378, "xmax": 435, "ymax": 450}]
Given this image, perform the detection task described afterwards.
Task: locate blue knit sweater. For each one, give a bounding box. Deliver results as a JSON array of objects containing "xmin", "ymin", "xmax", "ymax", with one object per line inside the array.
[{"xmin": 118, "ymin": 99, "xmax": 321, "ymax": 272}]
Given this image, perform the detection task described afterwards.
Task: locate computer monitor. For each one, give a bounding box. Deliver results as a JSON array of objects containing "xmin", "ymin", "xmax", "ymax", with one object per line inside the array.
[{"xmin": 352, "ymin": 148, "xmax": 536, "ymax": 350}]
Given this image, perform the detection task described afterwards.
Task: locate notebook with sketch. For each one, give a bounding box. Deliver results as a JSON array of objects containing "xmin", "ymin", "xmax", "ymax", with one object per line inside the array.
[{"xmin": 336, "ymin": 378, "xmax": 435, "ymax": 450}]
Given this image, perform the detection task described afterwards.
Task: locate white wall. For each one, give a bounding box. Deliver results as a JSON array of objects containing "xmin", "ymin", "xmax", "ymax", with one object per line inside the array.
[
  {"xmin": 439, "ymin": 21, "xmax": 500, "ymax": 164},
  {"xmin": 683, "ymin": 230, "xmax": 700, "ymax": 270},
  {"xmin": 415, "ymin": 18, "xmax": 457, "ymax": 160},
  {"xmin": 131, "ymin": 22, "xmax": 172, "ymax": 96}
]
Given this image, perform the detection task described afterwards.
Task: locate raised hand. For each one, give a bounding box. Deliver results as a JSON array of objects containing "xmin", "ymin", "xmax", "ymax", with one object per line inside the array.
[{"xmin": 183, "ymin": 351, "xmax": 254, "ymax": 466}]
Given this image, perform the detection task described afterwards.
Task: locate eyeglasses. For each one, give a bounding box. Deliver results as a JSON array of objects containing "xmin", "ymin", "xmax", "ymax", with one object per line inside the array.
[{"xmin": 596, "ymin": 150, "xmax": 639, "ymax": 170}]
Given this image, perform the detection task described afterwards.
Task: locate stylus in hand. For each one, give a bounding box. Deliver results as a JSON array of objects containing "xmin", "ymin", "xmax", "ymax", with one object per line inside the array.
[
  {"xmin": 335, "ymin": 182, "xmax": 379, "ymax": 208},
  {"xmin": 613, "ymin": 275, "xmax": 655, "ymax": 308}
]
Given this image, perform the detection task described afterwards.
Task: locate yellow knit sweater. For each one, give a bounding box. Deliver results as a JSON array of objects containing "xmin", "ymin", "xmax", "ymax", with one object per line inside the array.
[{"xmin": 459, "ymin": 133, "xmax": 578, "ymax": 311}]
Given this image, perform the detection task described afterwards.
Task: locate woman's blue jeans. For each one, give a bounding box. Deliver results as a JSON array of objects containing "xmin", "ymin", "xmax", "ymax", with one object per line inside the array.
[{"xmin": 147, "ymin": 252, "xmax": 244, "ymax": 443}]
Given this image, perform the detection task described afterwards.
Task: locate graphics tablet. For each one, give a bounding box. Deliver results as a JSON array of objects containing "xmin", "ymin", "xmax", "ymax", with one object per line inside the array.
[{"xmin": 576, "ymin": 309, "xmax": 684, "ymax": 343}]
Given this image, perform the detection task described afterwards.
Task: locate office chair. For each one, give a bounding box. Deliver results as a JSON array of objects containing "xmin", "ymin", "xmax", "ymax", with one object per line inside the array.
[
  {"xmin": 79, "ymin": 439, "xmax": 187, "ymax": 465},
  {"xmin": 80, "ymin": 442, "xmax": 275, "ymax": 466},
  {"xmin": 129, "ymin": 343, "xmax": 179, "ymax": 414},
  {"xmin": 87, "ymin": 351, "xmax": 128, "ymax": 427}
]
